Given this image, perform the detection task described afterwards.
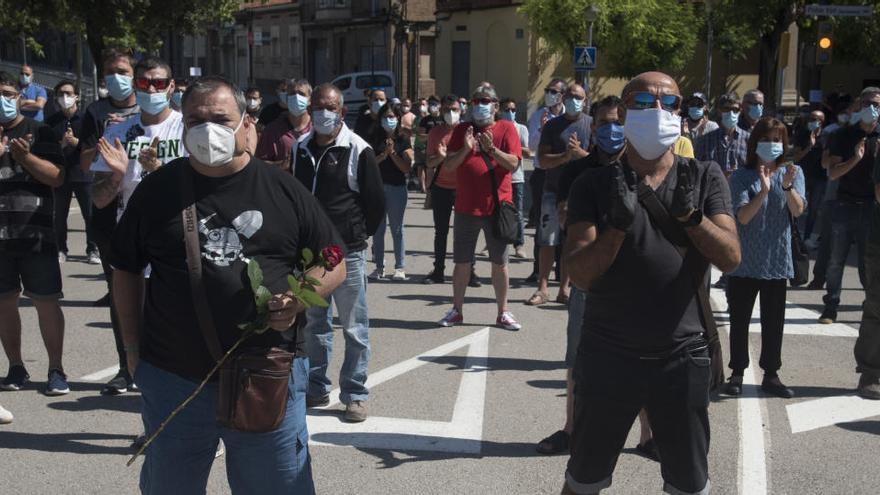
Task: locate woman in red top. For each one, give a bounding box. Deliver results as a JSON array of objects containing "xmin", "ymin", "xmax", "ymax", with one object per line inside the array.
[{"xmin": 437, "ymin": 85, "xmax": 523, "ymax": 331}]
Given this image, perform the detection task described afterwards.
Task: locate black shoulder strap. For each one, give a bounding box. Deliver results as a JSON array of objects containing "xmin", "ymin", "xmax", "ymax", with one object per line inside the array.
[
  {"xmin": 636, "ymin": 181, "xmax": 720, "ymax": 348},
  {"xmin": 480, "ymin": 151, "xmax": 503, "ymax": 210},
  {"xmin": 180, "ymin": 165, "xmax": 224, "ymax": 361}
]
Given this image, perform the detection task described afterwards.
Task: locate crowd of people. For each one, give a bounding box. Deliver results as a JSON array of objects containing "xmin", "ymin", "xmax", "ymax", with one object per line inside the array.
[{"xmin": 0, "ymin": 48, "xmax": 878, "ymax": 495}]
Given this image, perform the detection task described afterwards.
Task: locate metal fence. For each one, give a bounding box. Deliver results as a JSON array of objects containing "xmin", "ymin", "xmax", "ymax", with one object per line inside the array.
[{"xmin": 0, "ymin": 61, "xmax": 97, "ymax": 102}]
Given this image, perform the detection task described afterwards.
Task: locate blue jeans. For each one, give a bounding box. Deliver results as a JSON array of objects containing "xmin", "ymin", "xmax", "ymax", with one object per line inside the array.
[
  {"xmin": 135, "ymin": 359, "xmax": 314, "ymax": 495},
  {"xmin": 824, "ymin": 200, "xmax": 872, "ymax": 310},
  {"xmin": 304, "ymin": 249, "xmax": 370, "ymax": 404},
  {"xmin": 513, "ymin": 182, "xmax": 525, "ymax": 247},
  {"xmin": 373, "ymin": 184, "xmax": 407, "ymax": 270}
]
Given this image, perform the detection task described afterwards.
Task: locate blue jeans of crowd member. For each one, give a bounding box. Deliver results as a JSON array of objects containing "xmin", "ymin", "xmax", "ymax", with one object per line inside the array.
[
  {"xmin": 136, "ymin": 359, "xmax": 314, "ymax": 495},
  {"xmin": 513, "ymin": 182, "xmax": 526, "ymax": 247},
  {"xmin": 305, "ymin": 249, "xmax": 370, "ymax": 404},
  {"xmin": 373, "ymin": 184, "xmax": 408, "ymax": 271},
  {"xmin": 824, "ymin": 200, "xmax": 873, "ymax": 311},
  {"xmin": 802, "ymin": 178, "xmax": 827, "ymax": 240},
  {"xmin": 812, "ymin": 199, "xmax": 835, "ymax": 284}
]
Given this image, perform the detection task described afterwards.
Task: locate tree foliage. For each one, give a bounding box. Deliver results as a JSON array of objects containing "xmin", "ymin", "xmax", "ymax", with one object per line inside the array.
[
  {"xmin": 0, "ymin": 0, "xmax": 241, "ymax": 63},
  {"xmin": 520, "ymin": 0, "xmax": 701, "ymax": 79}
]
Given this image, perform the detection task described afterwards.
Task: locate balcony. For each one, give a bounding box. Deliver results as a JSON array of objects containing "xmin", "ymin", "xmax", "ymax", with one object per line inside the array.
[{"xmin": 437, "ymin": 0, "xmax": 518, "ymax": 11}]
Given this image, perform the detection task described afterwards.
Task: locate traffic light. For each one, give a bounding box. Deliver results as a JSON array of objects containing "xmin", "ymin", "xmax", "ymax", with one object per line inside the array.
[{"xmin": 816, "ymin": 21, "xmax": 833, "ymax": 65}]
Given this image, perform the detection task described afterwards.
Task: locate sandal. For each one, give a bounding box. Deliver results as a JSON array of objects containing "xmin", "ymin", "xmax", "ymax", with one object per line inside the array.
[
  {"xmin": 536, "ymin": 430, "xmax": 570, "ymax": 455},
  {"xmin": 556, "ymin": 293, "xmax": 570, "ymax": 305},
  {"xmin": 636, "ymin": 439, "xmax": 660, "ymax": 462},
  {"xmin": 525, "ymin": 291, "xmax": 549, "ymax": 306}
]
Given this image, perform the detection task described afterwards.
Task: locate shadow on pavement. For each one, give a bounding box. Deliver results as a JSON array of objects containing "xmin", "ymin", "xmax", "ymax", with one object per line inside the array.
[
  {"xmin": 786, "ymin": 385, "xmax": 857, "ymax": 398},
  {"xmin": 526, "ymin": 379, "xmax": 566, "ymax": 389},
  {"xmin": 420, "ymin": 355, "xmax": 564, "ymax": 372},
  {"xmin": 19, "ymin": 299, "xmax": 105, "ymax": 308},
  {"xmin": 0, "ymin": 431, "xmax": 136, "ymax": 455},
  {"xmin": 838, "ymin": 420, "xmax": 880, "ymax": 435},
  {"xmin": 48, "ymin": 394, "xmax": 141, "ymax": 414},
  {"xmin": 86, "ymin": 322, "xmax": 113, "ymax": 329},
  {"xmin": 388, "ymin": 294, "xmax": 499, "ymax": 305},
  {"xmin": 370, "ymin": 318, "xmax": 446, "ymax": 331}
]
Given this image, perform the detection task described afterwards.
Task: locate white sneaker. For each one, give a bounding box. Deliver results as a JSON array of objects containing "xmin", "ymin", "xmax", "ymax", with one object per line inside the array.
[
  {"xmin": 0, "ymin": 404, "xmax": 12, "ymax": 424},
  {"xmin": 438, "ymin": 307, "xmax": 464, "ymax": 327},
  {"xmin": 87, "ymin": 252, "xmax": 102, "ymax": 265},
  {"xmin": 496, "ymin": 311, "xmax": 522, "ymax": 331},
  {"xmin": 368, "ymin": 268, "xmax": 386, "ymax": 280},
  {"xmin": 392, "ymin": 269, "xmax": 408, "ymax": 281}
]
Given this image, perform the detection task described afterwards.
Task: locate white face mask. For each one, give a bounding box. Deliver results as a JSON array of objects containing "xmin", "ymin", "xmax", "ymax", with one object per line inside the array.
[
  {"xmin": 184, "ymin": 113, "xmax": 245, "ymax": 167},
  {"xmin": 57, "ymin": 95, "xmax": 76, "ymax": 110},
  {"xmin": 312, "ymin": 109, "xmax": 341, "ymax": 135},
  {"xmin": 545, "ymin": 91, "xmax": 561, "ymax": 108},
  {"xmin": 247, "ymin": 98, "xmax": 260, "ymax": 110},
  {"xmin": 623, "ymin": 108, "xmax": 681, "ymax": 161},
  {"xmin": 443, "ymin": 109, "xmax": 461, "ymax": 126}
]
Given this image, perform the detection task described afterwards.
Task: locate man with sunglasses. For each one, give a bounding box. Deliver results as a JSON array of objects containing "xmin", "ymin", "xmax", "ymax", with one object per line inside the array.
[
  {"xmin": 438, "ymin": 85, "xmax": 523, "ymax": 331},
  {"xmin": 529, "ymin": 84, "xmax": 591, "ymax": 307},
  {"xmin": 562, "ymin": 71, "xmax": 740, "ymax": 495},
  {"xmin": 0, "ymin": 71, "xmax": 68, "ymax": 396},
  {"xmin": 526, "ymin": 78, "xmax": 568, "ymax": 282},
  {"xmin": 821, "ymin": 87, "xmax": 880, "ymax": 327},
  {"xmin": 89, "ymin": 56, "xmax": 187, "ymax": 395},
  {"xmin": 256, "ymin": 78, "xmax": 312, "ymax": 172}
]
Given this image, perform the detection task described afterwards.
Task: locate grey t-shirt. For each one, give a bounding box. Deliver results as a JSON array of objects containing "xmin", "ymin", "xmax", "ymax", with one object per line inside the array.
[
  {"xmin": 539, "ymin": 112, "xmax": 592, "ymax": 195},
  {"xmin": 566, "ymin": 156, "xmax": 733, "ymax": 354}
]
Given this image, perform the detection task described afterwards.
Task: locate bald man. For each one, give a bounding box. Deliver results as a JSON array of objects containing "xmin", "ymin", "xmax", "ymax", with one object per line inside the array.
[
  {"xmin": 19, "ymin": 64, "xmax": 48, "ymax": 121},
  {"xmin": 562, "ymin": 71, "xmax": 740, "ymax": 495}
]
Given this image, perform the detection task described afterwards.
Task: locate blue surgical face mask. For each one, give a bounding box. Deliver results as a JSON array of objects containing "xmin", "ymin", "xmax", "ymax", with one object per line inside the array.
[
  {"xmin": 807, "ymin": 120, "xmax": 821, "ymax": 132},
  {"xmin": 595, "ymin": 122, "xmax": 625, "ymax": 155},
  {"xmin": 861, "ymin": 105, "xmax": 879, "ymax": 125},
  {"xmin": 564, "ymin": 97, "xmax": 584, "ymax": 116},
  {"xmin": 171, "ymin": 91, "xmax": 183, "ymax": 108},
  {"xmin": 381, "ymin": 116, "xmax": 398, "ymax": 132},
  {"xmin": 499, "ymin": 110, "xmax": 516, "ymax": 122},
  {"xmin": 287, "ymin": 93, "xmax": 309, "ymax": 117},
  {"xmin": 688, "ymin": 107, "xmax": 704, "ymax": 121},
  {"xmin": 105, "ymin": 74, "xmax": 133, "ymax": 101},
  {"xmin": 371, "ymin": 99, "xmax": 386, "ymax": 114},
  {"xmin": 756, "ymin": 141, "xmax": 784, "ymax": 163},
  {"xmin": 748, "ymin": 103, "xmax": 763, "ymax": 121},
  {"xmin": 472, "ymin": 103, "xmax": 494, "ymax": 123},
  {"xmin": 722, "ymin": 111, "xmax": 740, "ymax": 129},
  {"xmin": 0, "ymin": 96, "xmax": 18, "ymax": 123},
  {"xmin": 136, "ymin": 91, "xmax": 169, "ymax": 115}
]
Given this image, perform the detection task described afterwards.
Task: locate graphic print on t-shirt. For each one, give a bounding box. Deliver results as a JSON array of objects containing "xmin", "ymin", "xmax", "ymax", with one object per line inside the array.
[{"xmin": 199, "ymin": 210, "xmax": 264, "ymax": 267}]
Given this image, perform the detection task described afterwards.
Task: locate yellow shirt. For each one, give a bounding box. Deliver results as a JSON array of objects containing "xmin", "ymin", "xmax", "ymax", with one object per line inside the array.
[{"xmin": 674, "ymin": 136, "xmax": 695, "ymax": 158}]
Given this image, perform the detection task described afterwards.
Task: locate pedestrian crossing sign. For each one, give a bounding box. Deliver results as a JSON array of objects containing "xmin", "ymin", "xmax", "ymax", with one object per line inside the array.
[{"xmin": 574, "ymin": 46, "xmax": 597, "ymax": 71}]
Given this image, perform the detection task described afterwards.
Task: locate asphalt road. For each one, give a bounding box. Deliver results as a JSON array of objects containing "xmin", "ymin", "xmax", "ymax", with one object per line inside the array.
[{"xmin": 0, "ymin": 186, "xmax": 877, "ymax": 495}]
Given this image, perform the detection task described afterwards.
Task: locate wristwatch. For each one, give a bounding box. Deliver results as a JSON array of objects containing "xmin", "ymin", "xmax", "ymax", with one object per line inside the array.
[
  {"xmin": 678, "ymin": 209, "xmax": 703, "ymax": 227},
  {"xmin": 782, "ymin": 183, "xmax": 794, "ymax": 191}
]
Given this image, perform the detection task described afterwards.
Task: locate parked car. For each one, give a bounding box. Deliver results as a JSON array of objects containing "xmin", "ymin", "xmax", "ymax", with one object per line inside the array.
[{"xmin": 331, "ymin": 71, "xmax": 396, "ymax": 126}]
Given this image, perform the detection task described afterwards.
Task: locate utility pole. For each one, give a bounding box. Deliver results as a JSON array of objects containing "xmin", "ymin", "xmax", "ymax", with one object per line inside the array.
[{"xmin": 705, "ymin": 0, "xmax": 713, "ymax": 101}]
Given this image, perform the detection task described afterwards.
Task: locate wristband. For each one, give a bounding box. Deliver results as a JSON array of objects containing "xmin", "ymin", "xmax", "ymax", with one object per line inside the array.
[{"xmin": 782, "ymin": 184, "xmax": 793, "ymax": 191}]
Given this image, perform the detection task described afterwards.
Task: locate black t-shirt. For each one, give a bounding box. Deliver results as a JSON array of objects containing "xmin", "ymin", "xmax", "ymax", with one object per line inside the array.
[
  {"xmin": 354, "ymin": 109, "xmax": 376, "ymax": 140},
  {"xmin": 794, "ymin": 129, "xmax": 826, "ymax": 182},
  {"xmin": 831, "ymin": 126, "xmax": 879, "ymax": 201},
  {"xmin": 45, "ymin": 111, "xmax": 91, "ymax": 183},
  {"xmin": 567, "ymin": 156, "xmax": 733, "ymax": 353},
  {"xmin": 372, "ymin": 132, "xmax": 412, "ymax": 186},
  {"xmin": 0, "ymin": 117, "xmax": 65, "ymax": 254},
  {"xmin": 558, "ymin": 150, "xmax": 603, "ymax": 205},
  {"xmin": 258, "ymin": 103, "xmax": 284, "ymax": 127},
  {"xmin": 539, "ymin": 113, "xmax": 591, "ymax": 195},
  {"xmin": 419, "ymin": 115, "xmax": 443, "ymax": 135},
  {"xmin": 109, "ymin": 158, "xmax": 343, "ymax": 381}
]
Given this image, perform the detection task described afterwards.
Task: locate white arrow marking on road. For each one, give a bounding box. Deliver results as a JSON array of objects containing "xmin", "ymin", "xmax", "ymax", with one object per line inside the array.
[
  {"xmin": 307, "ymin": 327, "xmax": 490, "ymax": 454},
  {"xmin": 786, "ymin": 395, "xmax": 880, "ymax": 434}
]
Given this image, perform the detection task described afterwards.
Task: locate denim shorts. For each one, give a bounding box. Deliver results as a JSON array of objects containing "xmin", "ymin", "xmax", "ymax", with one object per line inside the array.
[
  {"xmin": 0, "ymin": 251, "xmax": 63, "ymax": 300},
  {"xmin": 136, "ymin": 358, "xmax": 315, "ymax": 494},
  {"xmin": 453, "ymin": 212, "xmax": 509, "ymax": 266}
]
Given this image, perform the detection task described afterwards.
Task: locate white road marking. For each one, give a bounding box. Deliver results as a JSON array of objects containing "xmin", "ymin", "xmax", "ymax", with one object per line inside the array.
[
  {"xmin": 786, "ymin": 395, "xmax": 880, "ymax": 434},
  {"xmin": 79, "ymin": 365, "xmax": 119, "ymax": 382},
  {"xmin": 308, "ymin": 327, "xmax": 490, "ymax": 453}
]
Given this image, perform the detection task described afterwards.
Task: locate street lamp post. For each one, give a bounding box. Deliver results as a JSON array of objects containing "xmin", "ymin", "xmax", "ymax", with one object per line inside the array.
[
  {"xmin": 705, "ymin": 0, "xmax": 714, "ymax": 101},
  {"xmin": 582, "ymin": 5, "xmax": 599, "ymax": 108}
]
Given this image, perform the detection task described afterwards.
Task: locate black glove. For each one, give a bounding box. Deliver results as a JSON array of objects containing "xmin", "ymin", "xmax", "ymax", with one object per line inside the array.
[
  {"xmin": 608, "ymin": 164, "xmax": 638, "ymax": 232},
  {"xmin": 670, "ymin": 160, "xmax": 698, "ymax": 220}
]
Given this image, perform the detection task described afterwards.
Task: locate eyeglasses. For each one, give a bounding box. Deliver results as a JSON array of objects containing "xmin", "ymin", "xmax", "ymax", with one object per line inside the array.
[
  {"xmin": 134, "ymin": 77, "xmax": 172, "ymax": 91},
  {"xmin": 471, "ymin": 98, "xmax": 495, "ymax": 105},
  {"xmin": 544, "ymin": 88, "xmax": 562, "ymax": 96},
  {"xmin": 0, "ymin": 91, "xmax": 19, "ymax": 99},
  {"xmin": 629, "ymin": 91, "xmax": 681, "ymax": 111}
]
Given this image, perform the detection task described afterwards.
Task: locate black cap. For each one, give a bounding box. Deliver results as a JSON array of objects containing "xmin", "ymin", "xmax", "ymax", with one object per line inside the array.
[{"xmin": 689, "ymin": 92, "xmax": 707, "ymax": 105}]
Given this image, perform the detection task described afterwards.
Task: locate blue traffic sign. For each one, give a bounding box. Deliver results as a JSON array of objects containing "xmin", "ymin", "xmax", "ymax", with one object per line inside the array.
[{"xmin": 574, "ymin": 46, "xmax": 597, "ymax": 71}]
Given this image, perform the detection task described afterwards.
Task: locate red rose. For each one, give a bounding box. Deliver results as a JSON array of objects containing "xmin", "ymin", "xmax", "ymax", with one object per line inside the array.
[{"xmin": 321, "ymin": 245, "xmax": 344, "ymax": 271}]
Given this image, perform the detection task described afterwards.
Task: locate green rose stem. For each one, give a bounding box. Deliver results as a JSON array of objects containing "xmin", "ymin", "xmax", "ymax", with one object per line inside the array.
[{"xmin": 126, "ymin": 327, "xmax": 255, "ymax": 467}]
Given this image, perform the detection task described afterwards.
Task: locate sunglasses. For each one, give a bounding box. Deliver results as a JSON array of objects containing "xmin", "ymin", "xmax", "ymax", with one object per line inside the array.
[
  {"xmin": 544, "ymin": 88, "xmax": 562, "ymax": 96},
  {"xmin": 629, "ymin": 92, "xmax": 681, "ymax": 111},
  {"xmin": 472, "ymin": 98, "xmax": 495, "ymax": 105},
  {"xmin": 135, "ymin": 77, "xmax": 172, "ymax": 91}
]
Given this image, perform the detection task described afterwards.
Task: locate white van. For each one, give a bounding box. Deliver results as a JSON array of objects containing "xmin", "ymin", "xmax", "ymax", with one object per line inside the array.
[{"xmin": 331, "ymin": 71, "xmax": 396, "ymax": 124}]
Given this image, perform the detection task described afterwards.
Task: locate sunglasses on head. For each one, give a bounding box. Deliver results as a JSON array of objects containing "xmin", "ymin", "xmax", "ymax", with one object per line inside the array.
[
  {"xmin": 630, "ymin": 92, "xmax": 681, "ymax": 111},
  {"xmin": 135, "ymin": 77, "xmax": 172, "ymax": 91},
  {"xmin": 472, "ymin": 98, "xmax": 495, "ymax": 105}
]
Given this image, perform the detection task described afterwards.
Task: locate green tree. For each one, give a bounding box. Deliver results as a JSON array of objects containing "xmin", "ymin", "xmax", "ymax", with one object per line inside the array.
[{"xmin": 520, "ymin": 0, "xmax": 701, "ymax": 79}]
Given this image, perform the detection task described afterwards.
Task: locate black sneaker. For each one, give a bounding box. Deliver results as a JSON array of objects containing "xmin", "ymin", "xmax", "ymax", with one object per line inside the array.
[
  {"xmin": 422, "ymin": 269, "xmax": 445, "ymax": 285},
  {"xmin": 45, "ymin": 369, "xmax": 70, "ymax": 396},
  {"xmin": 93, "ymin": 292, "xmax": 111, "ymax": 307},
  {"xmin": 306, "ymin": 393, "xmax": 330, "ymax": 408},
  {"xmin": 101, "ymin": 370, "xmax": 132, "ymax": 395},
  {"xmin": 818, "ymin": 308, "xmax": 837, "ymax": 324},
  {"xmin": 1, "ymin": 364, "xmax": 30, "ymax": 391},
  {"xmin": 468, "ymin": 270, "xmax": 482, "ymax": 288},
  {"xmin": 806, "ymin": 278, "xmax": 825, "ymax": 290}
]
